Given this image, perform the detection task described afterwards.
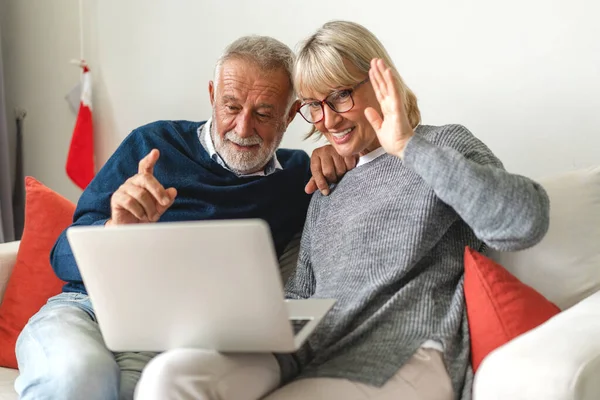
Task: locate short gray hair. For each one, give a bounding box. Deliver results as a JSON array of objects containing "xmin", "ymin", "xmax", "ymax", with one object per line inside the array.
[{"xmin": 214, "ymin": 36, "xmax": 296, "ymax": 108}]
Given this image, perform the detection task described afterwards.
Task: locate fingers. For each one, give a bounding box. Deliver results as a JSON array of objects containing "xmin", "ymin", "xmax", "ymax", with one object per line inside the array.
[
  {"xmin": 370, "ymin": 58, "xmax": 402, "ymax": 110},
  {"xmin": 312, "ymin": 145, "xmax": 346, "ymax": 177},
  {"xmin": 383, "ymin": 66, "xmax": 404, "ymax": 112},
  {"xmin": 333, "ymin": 153, "xmax": 347, "ymax": 177},
  {"xmin": 344, "ymin": 155, "xmax": 358, "ymax": 171},
  {"xmin": 318, "ymin": 157, "xmax": 338, "ymax": 184},
  {"xmin": 165, "ymin": 187, "xmax": 177, "ymax": 201},
  {"xmin": 376, "ymin": 59, "xmax": 392, "ymax": 94},
  {"xmin": 305, "ymin": 177, "xmax": 318, "ymax": 195},
  {"xmin": 111, "ymin": 189, "xmax": 148, "ymax": 222},
  {"xmin": 138, "ymin": 149, "xmax": 160, "ymax": 175},
  {"xmin": 121, "ymin": 184, "xmax": 159, "ymax": 221},
  {"xmin": 111, "ymin": 151, "xmax": 178, "ymax": 225},
  {"xmin": 369, "ymin": 59, "xmax": 388, "ymax": 101},
  {"xmin": 309, "ymin": 156, "xmax": 331, "ymax": 196},
  {"xmin": 369, "ymin": 61, "xmax": 383, "ymax": 103},
  {"xmin": 130, "ymin": 173, "xmax": 171, "ymax": 206},
  {"xmin": 308, "ymin": 145, "xmax": 356, "ymax": 195},
  {"xmin": 364, "ymin": 107, "xmax": 383, "ymax": 131},
  {"xmin": 155, "ymin": 188, "xmax": 178, "ymax": 216},
  {"xmin": 112, "ymin": 183, "xmax": 177, "ymax": 223}
]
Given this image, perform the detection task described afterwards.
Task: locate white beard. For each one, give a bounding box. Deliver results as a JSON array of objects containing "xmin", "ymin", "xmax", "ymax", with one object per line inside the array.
[{"xmin": 211, "ymin": 118, "xmax": 283, "ymax": 175}]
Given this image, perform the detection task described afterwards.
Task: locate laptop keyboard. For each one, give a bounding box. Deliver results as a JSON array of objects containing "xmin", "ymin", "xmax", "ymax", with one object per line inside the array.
[{"xmin": 290, "ymin": 319, "xmax": 311, "ymax": 335}]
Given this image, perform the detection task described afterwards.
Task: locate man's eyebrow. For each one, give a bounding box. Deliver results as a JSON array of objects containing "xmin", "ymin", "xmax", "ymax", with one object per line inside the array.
[
  {"xmin": 256, "ymin": 103, "xmax": 274, "ymax": 110},
  {"xmin": 222, "ymin": 95, "xmax": 238, "ymax": 102}
]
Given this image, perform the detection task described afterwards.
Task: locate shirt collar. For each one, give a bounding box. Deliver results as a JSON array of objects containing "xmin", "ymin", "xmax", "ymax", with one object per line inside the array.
[
  {"xmin": 356, "ymin": 146, "xmax": 387, "ymax": 167},
  {"xmin": 356, "ymin": 124, "xmax": 421, "ymax": 168},
  {"xmin": 197, "ymin": 118, "xmax": 282, "ymax": 177}
]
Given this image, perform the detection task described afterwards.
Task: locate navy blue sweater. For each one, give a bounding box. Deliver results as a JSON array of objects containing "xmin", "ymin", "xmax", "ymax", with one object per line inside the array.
[{"xmin": 51, "ymin": 120, "xmax": 312, "ymax": 294}]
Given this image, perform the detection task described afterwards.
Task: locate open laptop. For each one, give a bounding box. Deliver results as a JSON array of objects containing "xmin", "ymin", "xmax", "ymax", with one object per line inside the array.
[{"xmin": 66, "ymin": 219, "xmax": 335, "ymax": 353}]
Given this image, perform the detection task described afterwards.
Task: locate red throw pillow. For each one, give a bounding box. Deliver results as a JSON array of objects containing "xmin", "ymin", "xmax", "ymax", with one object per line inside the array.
[
  {"xmin": 0, "ymin": 177, "xmax": 74, "ymax": 368},
  {"xmin": 464, "ymin": 247, "xmax": 561, "ymax": 372}
]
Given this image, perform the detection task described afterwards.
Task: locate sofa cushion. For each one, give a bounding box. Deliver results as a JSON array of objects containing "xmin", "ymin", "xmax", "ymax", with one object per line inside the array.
[
  {"xmin": 464, "ymin": 247, "xmax": 561, "ymax": 372},
  {"xmin": 0, "ymin": 367, "xmax": 18, "ymax": 400},
  {"xmin": 488, "ymin": 166, "xmax": 600, "ymax": 310},
  {"xmin": 0, "ymin": 177, "xmax": 74, "ymax": 368},
  {"xmin": 473, "ymin": 290, "xmax": 600, "ymax": 400},
  {"xmin": 0, "ymin": 242, "xmax": 20, "ymax": 304}
]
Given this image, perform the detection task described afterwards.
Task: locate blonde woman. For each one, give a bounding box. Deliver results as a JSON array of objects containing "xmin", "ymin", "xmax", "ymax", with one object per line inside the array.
[{"xmin": 135, "ymin": 21, "xmax": 550, "ymax": 400}]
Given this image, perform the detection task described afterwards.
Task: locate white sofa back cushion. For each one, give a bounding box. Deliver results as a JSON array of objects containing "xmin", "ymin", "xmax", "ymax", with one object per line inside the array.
[
  {"xmin": 0, "ymin": 241, "xmax": 20, "ymax": 303},
  {"xmin": 489, "ymin": 166, "xmax": 600, "ymax": 310}
]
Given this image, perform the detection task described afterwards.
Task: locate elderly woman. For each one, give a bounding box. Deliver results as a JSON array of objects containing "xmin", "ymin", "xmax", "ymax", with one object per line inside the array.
[{"xmin": 135, "ymin": 21, "xmax": 549, "ymax": 400}]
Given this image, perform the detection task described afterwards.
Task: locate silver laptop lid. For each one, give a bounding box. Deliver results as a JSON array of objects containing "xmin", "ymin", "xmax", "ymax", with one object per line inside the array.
[{"xmin": 66, "ymin": 219, "xmax": 298, "ymax": 352}]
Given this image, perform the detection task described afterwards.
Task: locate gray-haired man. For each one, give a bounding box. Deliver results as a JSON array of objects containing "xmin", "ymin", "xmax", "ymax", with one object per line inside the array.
[{"xmin": 14, "ymin": 35, "xmax": 353, "ymax": 400}]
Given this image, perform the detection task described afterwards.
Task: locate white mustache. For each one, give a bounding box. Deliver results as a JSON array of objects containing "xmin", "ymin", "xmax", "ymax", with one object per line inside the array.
[{"xmin": 225, "ymin": 131, "xmax": 263, "ymax": 146}]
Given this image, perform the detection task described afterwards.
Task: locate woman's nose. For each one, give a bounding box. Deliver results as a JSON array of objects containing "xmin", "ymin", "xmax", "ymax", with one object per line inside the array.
[{"xmin": 322, "ymin": 104, "xmax": 342, "ymax": 131}]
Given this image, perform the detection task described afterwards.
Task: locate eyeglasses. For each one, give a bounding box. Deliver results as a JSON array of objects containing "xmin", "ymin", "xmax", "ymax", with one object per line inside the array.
[{"xmin": 298, "ymin": 77, "xmax": 370, "ymax": 124}]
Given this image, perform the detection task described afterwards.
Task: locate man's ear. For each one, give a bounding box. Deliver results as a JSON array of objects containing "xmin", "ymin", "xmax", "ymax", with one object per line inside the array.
[
  {"xmin": 286, "ymin": 100, "xmax": 301, "ymax": 126},
  {"xmin": 208, "ymin": 81, "xmax": 215, "ymax": 107}
]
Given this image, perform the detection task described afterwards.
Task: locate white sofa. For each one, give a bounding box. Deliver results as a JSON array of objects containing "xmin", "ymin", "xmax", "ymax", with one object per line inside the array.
[
  {"xmin": 0, "ymin": 240, "xmax": 20, "ymax": 400},
  {"xmin": 0, "ymin": 167, "xmax": 599, "ymax": 400}
]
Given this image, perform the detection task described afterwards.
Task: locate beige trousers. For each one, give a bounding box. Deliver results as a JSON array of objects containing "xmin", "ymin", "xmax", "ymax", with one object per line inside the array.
[{"xmin": 134, "ymin": 348, "xmax": 454, "ymax": 400}]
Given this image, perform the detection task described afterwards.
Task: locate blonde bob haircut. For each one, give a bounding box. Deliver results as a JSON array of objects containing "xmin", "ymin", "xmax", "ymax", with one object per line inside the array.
[{"xmin": 295, "ymin": 20, "xmax": 421, "ymax": 138}]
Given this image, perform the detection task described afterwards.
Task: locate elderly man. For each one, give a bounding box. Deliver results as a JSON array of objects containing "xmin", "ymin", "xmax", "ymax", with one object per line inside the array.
[{"xmin": 14, "ymin": 35, "xmax": 352, "ymax": 400}]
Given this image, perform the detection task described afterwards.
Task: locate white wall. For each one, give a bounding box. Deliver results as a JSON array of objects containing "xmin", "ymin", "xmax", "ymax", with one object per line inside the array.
[
  {"xmin": 2, "ymin": 0, "xmax": 599, "ymax": 201},
  {"xmin": 1, "ymin": 0, "xmax": 82, "ymax": 201}
]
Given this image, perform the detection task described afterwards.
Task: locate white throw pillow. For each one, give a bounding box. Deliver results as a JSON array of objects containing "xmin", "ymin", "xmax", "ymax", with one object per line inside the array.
[{"xmin": 488, "ymin": 166, "xmax": 600, "ymax": 310}]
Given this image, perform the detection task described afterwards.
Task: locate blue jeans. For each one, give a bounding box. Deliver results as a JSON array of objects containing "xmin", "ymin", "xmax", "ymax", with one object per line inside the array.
[{"xmin": 15, "ymin": 292, "xmax": 157, "ymax": 400}]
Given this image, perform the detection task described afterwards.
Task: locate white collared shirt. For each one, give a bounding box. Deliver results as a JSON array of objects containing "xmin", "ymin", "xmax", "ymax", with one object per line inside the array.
[
  {"xmin": 356, "ymin": 146, "xmax": 387, "ymax": 167},
  {"xmin": 356, "ymin": 125, "xmax": 422, "ymax": 168},
  {"xmin": 197, "ymin": 118, "xmax": 283, "ymax": 177}
]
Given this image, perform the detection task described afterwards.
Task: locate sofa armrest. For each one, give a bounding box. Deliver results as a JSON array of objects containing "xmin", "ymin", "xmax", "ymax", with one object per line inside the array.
[
  {"xmin": 0, "ymin": 241, "xmax": 20, "ymax": 303},
  {"xmin": 474, "ymin": 290, "xmax": 600, "ymax": 400}
]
